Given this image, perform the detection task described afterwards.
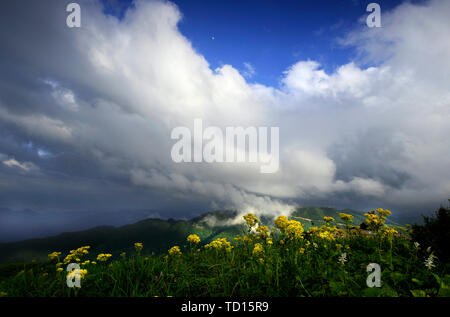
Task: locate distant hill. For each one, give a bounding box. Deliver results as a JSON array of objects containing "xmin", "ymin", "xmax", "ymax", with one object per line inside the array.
[
  {"xmin": 0, "ymin": 207, "xmax": 403, "ymax": 264},
  {"xmin": 0, "ymin": 211, "xmax": 244, "ymax": 264}
]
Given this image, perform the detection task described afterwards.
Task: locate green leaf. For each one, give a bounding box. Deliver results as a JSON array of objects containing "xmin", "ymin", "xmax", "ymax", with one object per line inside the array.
[
  {"xmin": 411, "ymin": 278, "xmax": 423, "ymax": 286},
  {"xmin": 438, "ymin": 284, "xmax": 450, "ymax": 297},
  {"xmin": 411, "ymin": 289, "xmax": 427, "ymax": 297},
  {"xmin": 431, "ymin": 272, "xmax": 441, "ymax": 284}
]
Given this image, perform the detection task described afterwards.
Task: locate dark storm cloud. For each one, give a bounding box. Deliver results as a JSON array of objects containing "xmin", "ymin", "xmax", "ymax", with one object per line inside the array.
[{"xmin": 0, "ymin": 0, "xmax": 449, "ymax": 241}]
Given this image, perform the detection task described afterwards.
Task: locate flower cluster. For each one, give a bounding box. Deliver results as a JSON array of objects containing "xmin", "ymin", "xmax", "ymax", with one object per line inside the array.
[
  {"xmin": 376, "ymin": 208, "xmax": 392, "ymax": 218},
  {"xmin": 274, "ymin": 216, "xmax": 304, "ymax": 240},
  {"xmin": 318, "ymin": 230, "xmax": 335, "ymax": 241},
  {"xmin": 168, "ymin": 246, "xmax": 182, "ymax": 256},
  {"xmin": 243, "ymin": 213, "xmax": 259, "ymax": 229},
  {"xmin": 48, "ymin": 251, "xmax": 61, "ymax": 262},
  {"xmin": 308, "ymin": 225, "xmax": 339, "ymax": 241},
  {"xmin": 381, "ymin": 227, "xmax": 399, "ymax": 238},
  {"xmin": 97, "ymin": 253, "xmax": 112, "ymax": 262},
  {"xmin": 323, "ymin": 216, "xmax": 335, "ymax": 224},
  {"xmin": 67, "ymin": 268, "xmax": 88, "ymax": 280},
  {"xmin": 63, "ymin": 246, "xmax": 90, "ymax": 264},
  {"xmin": 364, "ymin": 208, "xmax": 392, "ymax": 231},
  {"xmin": 134, "ymin": 242, "xmax": 143, "ymax": 253},
  {"xmin": 338, "ymin": 252, "xmax": 347, "ymax": 265},
  {"xmin": 186, "ymin": 234, "xmax": 201, "ymax": 245},
  {"xmin": 284, "ymin": 220, "xmax": 304, "ymax": 240},
  {"xmin": 424, "ymin": 253, "xmax": 437, "ymax": 270},
  {"xmin": 274, "ymin": 215, "xmax": 288, "ymax": 231},
  {"xmin": 339, "ymin": 213, "xmax": 353, "ymax": 223},
  {"xmin": 255, "ymin": 225, "xmax": 270, "ymax": 240},
  {"xmin": 204, "ymin": 237, "xmax": 233, "ymax": 252},
  {"xmin": 252, "ymin": 243, "xmax": 264, "ymax": 255}
]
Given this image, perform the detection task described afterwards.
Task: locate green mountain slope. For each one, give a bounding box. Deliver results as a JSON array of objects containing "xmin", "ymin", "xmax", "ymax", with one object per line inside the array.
[{"xmin": 0, "ymin": 207, "xmax": 401, "ymax": 264}]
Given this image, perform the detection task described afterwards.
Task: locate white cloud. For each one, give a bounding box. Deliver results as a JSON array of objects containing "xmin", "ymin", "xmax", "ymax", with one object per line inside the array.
[
  {"xmin": 2, "ymin": 158, "xmax": 39, "ymax": 173},
  {"xmin": 0, "ymin": 0, "xmax": 449, "ymax": 219}
]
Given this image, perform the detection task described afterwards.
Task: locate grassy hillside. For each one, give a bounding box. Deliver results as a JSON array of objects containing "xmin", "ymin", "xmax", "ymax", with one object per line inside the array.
[
  {"xmin": 0, "ymin": 207, "xmax": 399, "ymax": 264},
  {"xmin": 0, "ymin": 208, "xmax": 448, "ymax": 297}
]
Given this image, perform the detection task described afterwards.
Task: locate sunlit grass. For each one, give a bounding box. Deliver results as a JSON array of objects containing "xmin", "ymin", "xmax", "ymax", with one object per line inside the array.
[{"xmin": 0, "ymin": 209, "xmax": 448, "ymax": 297}]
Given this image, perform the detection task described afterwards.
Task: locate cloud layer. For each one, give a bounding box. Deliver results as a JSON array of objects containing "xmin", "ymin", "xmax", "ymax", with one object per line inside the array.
[{"xmin": 1, "ymin": 0, "xmax": 449, "ymax": 233}]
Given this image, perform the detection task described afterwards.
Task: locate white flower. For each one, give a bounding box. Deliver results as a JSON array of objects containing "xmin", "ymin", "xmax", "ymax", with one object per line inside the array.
[
  {"xmin": 426, "ymin": 246, "xmax": 432, "ymax": 253},
  {"xmin": 338, "ymin": 252, "xmax": 347, "ymax": 265},
  {"xmin": 414, "ymin": 242, "xmax": 420, "ymax": 249},
  {"xmin": 424, "ymin": 253, "xmax": 437, "ymax": 270}
]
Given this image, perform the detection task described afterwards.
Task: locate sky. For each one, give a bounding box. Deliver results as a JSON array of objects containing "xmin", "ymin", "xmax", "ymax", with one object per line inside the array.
[{"xmin": 0, "ymin": 0, "xmax": 449, "ymax": 241}]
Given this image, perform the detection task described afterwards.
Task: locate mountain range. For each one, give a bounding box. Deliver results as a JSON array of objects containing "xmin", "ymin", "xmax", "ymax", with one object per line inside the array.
[{"xmin": 0, "ymin": 206, "xmax": 404, "ymax": 264}]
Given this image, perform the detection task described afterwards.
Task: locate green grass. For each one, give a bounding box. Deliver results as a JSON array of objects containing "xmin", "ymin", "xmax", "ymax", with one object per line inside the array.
[{"xmin": 1, "ymin": 230, "xmax": 448, "ymax": 297}]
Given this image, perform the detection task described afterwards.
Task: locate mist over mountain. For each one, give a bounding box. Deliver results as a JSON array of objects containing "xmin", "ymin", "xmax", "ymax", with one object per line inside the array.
[
  {"xmin": 0, "ymin": 203, "xmax": 426, "ymax": 243},
  {"xmin": 0, "ymin": 206, "xmax": 412, "ymax": 264}
]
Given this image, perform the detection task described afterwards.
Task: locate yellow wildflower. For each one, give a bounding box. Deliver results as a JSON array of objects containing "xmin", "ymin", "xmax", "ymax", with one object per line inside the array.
[
  {"xmin": 382, "ymin": 227, "xmax": 399, "ymax": 237},
  {"xmin": 253, "ymin": 243, "xmax": 264, "ymax": 255},
  {"xmin": 274, "ymin": 215, "xmax": 289, "ymax": 231},
  {"xmin": 48, "ymin": 251, "xmax": 61, "ymax": 262},
  {"xmin": 97, "ymin": 253, "xmax": 112, "ymax": 262},
  {"xmin": 285, "ymin": 220, "xmax": 304, "ymax": 240},
  {"xmin": 204, "ymin": 238, "xmax": 233, "ymax": 252},
  {"xmin": 134, "ymin": 242, "xmax": 143, "ymax": 253},
  {"xmin": 186, "ymin": 234, "xmax": 201, "ymax": 245},
  {"xmin": 168, "ymin": 246, "xmax": 182, "ymax": 256},
  {"xmin": 63, "ymin": 246, "xmax": 90, "ymax": 264},
  {"xmin": 66, "ymin": 269, "xmax": 87, "ymax": 280},
  {"xmin": 243, "ymin": 213, "xmax": 259, "ymax": 228},
  {"xmin": 339, "ymin": 213, "xmax": 354, "ymax": 223},
  {"xmin": 255, "ymin": 225, "xmax": 269, "ymax": 239},
  {"xmin": 318, "ymin": 230, "xmax": 335, "ymax": 241}
]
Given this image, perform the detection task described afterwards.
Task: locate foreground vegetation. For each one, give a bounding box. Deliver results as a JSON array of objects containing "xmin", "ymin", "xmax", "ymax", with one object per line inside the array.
[{"xmin": 0, "ymin": 208, "xmax": 449, "ymax": 297}]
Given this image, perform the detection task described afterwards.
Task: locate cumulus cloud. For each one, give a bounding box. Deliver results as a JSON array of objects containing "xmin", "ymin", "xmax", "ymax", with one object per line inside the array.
[{"xmin": 0, "ymin": 0, "xmax": 449, "ymax": 231}]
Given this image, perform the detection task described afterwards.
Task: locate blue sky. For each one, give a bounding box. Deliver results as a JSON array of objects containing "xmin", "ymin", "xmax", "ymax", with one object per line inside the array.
[{"xmin": 102, "ymin": 0, "xmax": 410, "ymax": 86}]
